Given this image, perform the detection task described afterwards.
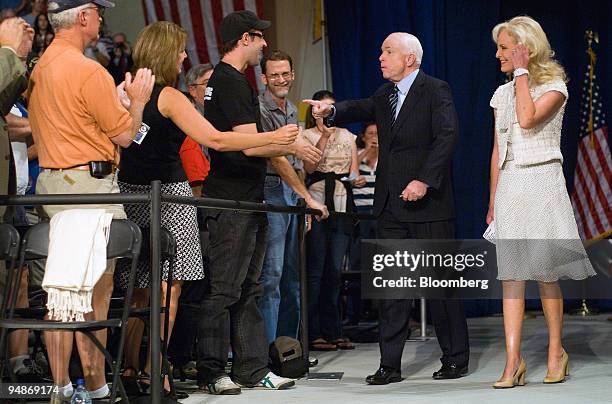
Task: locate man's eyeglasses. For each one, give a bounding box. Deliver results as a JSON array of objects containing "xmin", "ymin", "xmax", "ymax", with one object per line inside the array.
[
  {"xmin": 83, "ymin": 6, "xmax": 105, "ymax": 18},
  {"xmin": 248, "ymin": 32, "xmax": 265, "ymax": 40},
  {"xmin": 266, "ymin": 72, "xmax": 293, "ymax": 82}
]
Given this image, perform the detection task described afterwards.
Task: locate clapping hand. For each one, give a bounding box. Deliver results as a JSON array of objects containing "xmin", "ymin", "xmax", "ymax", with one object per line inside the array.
[
  {"xmin": 116, "ymin": 81, "xmax": 130, "ymax": 109},
  {"xmin": 125, "ymin": 68, "xmax": 155, "ymax": 105},
  {"xmin": 0, "ymin": 17, "xmax": 33, "ymax": 58}
]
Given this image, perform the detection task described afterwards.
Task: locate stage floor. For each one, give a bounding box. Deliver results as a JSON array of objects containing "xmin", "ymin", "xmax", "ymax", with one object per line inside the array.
[{"xmin": 180, "ymin": 313, "xmax": 612, "ymax": 404}]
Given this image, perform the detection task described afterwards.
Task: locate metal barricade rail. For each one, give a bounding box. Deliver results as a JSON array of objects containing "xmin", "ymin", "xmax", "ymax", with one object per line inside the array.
[{"xmin": 1, "ymin": 182, "xmax": 426, "ymax": 402}]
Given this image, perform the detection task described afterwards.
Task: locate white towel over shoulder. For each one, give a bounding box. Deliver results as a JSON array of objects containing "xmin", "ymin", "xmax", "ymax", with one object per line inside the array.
[{"xmin": 42, "ymin": 209, "xmax": 113, "ymax": 322}]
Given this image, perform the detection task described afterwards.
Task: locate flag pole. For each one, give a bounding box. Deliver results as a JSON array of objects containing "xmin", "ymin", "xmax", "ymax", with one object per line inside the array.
[
  {"xmin": 571, "ymin": 29, "xmax": 600, "ymax": 317},
  {"xmin": 585, "ymin": 29, "xmax": 599, "ymax": 149}
]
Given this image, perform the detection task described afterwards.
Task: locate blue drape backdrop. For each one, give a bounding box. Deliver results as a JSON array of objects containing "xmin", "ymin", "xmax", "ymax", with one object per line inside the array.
[{"xmin": 325, "ymin": 0, "xmax": 612, "ymax": 314}]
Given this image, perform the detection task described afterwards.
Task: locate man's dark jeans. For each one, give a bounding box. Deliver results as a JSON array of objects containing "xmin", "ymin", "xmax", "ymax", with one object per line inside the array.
[{"xmin": 196, "ymin": 209, "xmax": 270, "ymax": 385}]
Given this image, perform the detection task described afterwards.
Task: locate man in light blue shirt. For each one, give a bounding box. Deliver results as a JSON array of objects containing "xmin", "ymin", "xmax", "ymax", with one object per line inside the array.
[{"xmin": 391, "ymin": 68, "xmax": 419, "ymax": 121}]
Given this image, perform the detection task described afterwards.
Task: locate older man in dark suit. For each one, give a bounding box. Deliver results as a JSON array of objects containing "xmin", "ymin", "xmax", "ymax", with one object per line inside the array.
[{"xmin": 305, "ymin": 32, "xmax": 469, "ymax": 385}]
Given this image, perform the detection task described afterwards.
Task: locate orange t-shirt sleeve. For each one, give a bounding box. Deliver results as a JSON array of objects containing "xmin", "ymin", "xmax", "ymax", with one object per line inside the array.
[{"xmin": 81, "ymin": 67, "xmax": 132, "ymax": 138}]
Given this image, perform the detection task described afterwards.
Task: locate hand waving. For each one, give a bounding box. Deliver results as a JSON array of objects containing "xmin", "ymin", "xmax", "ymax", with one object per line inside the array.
[{"xmin": 511, "ymin": 43, "xmax": 529, "ymax": 70}]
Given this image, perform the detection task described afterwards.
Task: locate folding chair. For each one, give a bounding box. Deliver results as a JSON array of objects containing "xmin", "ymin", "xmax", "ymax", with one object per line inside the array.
[
  {"xmin": 108, "ymin": 227, "xmax": 181, "ymax": 397},
  {"xmin": 0, "ymin": 223, "xmax": 20, "ymax": 317},
  {"xmin": 0, "ymin": 223, "xmax": 20, "ymax": 379},
  {"xmin": 0, "ymin": 220, "xmax": 142, "ymax": 403}
]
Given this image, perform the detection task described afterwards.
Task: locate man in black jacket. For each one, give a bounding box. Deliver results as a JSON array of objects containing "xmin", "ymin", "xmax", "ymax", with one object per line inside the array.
[{"xmin": 305, "ymin": 32, "xmax": 469, "ymax": 384}]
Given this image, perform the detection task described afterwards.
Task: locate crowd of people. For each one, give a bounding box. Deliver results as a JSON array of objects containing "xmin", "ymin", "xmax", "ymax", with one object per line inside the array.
[{"xmin": 0, "ymin": 0, "xmax": 596, "ymax": 402}]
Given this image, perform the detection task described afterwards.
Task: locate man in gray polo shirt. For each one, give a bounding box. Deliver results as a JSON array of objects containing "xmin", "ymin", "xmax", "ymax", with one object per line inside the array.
[{"xmin": 258, "ymin": 50, "xmax": 306, "ymax": 343}]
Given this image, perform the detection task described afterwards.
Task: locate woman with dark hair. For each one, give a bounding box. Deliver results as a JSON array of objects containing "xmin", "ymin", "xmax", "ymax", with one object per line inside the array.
[
  {"xmin": 303, "ymin": 90, "xmax": 365, "ymax": 351},
  {"xmin": 114, "ymin": 21, "xmax": 298, "ymax": 396},
  {"xmin": 32, "ymin": 13, "xmax": 53, "ymax": 56}
]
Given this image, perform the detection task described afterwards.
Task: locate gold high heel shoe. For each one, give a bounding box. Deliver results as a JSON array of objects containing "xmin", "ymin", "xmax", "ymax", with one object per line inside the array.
[
  {"xmin": 493, "ymin": 358, "xmax": 527, "ymax": 389},
  {"xmin": 543, "ymin": 351, "xmax": 569, "ymax": 383}
]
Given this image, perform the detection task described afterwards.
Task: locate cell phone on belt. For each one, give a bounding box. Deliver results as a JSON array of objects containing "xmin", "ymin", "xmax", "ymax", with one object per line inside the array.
[{"xmin": 89, "ymin": 161, "xmax": 113, "ymax": 178}]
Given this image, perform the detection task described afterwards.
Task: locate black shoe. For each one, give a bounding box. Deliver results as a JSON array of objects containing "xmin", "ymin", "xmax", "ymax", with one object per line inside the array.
[
  {"xmin": 432, "ymin": 363, "xmax": 468, "ymax": 380},
  {"xmin": 365, "ymin": 366, "xmax": 402, "ymax": 385},
  {"xmin": 166, "ymin": 389, "xmax": 189, "ymax": 400},
  {"xmin": 173, "ymin": 361, "xmax": 198, "ymax": 382},
  {"xmin": 14, "ymin": 358, "xmax": 47, "ymax": 383}
]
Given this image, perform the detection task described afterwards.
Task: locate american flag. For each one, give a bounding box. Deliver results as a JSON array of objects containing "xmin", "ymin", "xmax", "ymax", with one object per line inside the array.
[
  {"xmin": 140, "ymin": 0, "xmax": 265, "ymax": 92},
  {"xmin": 570, "ymin": 39, "xmax": 612, "ymax": 240}
]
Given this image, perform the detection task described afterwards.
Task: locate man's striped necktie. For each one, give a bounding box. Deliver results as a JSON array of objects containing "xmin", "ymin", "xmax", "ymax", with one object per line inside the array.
[{"xmin": 389, "ymin": 85, "xmax": 399, "ymax": 126}]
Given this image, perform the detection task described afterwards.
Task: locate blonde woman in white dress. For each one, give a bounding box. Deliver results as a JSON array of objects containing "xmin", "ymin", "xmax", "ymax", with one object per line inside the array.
[{"xmin": 487, "ymin": 16, "xmax": 595, "ymax": 389}]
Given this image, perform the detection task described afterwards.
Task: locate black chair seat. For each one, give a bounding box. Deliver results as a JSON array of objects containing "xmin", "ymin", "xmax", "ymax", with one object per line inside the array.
[
  {"xmin": 107, "ymin": 306, "xmax": 166, "ymax": 318},
  {"xmin": 0, "ymin": 224, "xmax": 19, "ymax": 261},
  {"xmin": 0, "ymin": 318, "xmax": 122, "ymax": 331},
  {"xmin": 11, "ymin": 307, "xmax": 47, "ymax": 318}
]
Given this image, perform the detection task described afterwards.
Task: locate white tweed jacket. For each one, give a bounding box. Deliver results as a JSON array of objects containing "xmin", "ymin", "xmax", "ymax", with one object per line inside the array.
[{"xmin": 490, "ymin": 79, "xmax": 568, "ymax": 168}]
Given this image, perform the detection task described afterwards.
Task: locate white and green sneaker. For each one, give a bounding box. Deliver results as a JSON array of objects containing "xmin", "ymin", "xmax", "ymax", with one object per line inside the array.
[
  {"xmin": 239, "ymin": 371, "xmax": 295, "ymax": 390},
  {"xmin": 204, "ymin": 375, "xmax": 241, "ymax": 395}
]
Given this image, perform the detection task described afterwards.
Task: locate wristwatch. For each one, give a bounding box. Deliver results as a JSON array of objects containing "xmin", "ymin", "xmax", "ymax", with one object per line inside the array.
[
  {"xmin": 324, "ymin": 105, "xmax": 336, "ymax": 127},
  {"xmin": 513, "ymin": 68, "xmax": 529, "ymax": 78}
]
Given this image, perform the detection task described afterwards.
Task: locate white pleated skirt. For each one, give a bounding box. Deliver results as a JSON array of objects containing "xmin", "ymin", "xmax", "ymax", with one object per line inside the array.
[{"xmin": 494, "ymin": 155, "xmax": 596, "ymax": 282}]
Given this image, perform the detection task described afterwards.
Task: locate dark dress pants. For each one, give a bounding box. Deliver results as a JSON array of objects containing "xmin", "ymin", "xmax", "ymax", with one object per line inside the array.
[
  {"xmin": 376, "ymin": 208, "xmax": 469, "ymax": 371},
  {"xmin": 196, "ymin": 210, "xmax": 270, "ymax": 386}
]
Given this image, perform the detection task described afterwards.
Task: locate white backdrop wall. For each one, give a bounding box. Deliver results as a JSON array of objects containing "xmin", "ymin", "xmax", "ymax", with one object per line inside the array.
[{"xmin": 273, "ymin": 0, "xmax": 333, "ymax": 111}]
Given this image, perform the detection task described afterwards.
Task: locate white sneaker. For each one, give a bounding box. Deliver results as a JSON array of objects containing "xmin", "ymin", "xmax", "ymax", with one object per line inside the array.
[
  {"xmin": 204, "ymin": 375, "xmax": 241, "ymax": 395},
  {"xmin": 239, "ymin": 371, "xmax": 295, "ymax": 390}
]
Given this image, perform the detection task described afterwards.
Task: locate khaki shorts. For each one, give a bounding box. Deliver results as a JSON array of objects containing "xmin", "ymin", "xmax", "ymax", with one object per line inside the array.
[
  {"xmin": 36, "ymin": 169, "xmax": 127, "ymax": 219},
  {"xmin": 36, "ymin": 169, "xmax": 127, "ymax": 274}
]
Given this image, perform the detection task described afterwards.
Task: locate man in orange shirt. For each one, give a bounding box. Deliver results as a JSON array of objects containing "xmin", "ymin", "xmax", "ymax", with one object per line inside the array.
[{"xmin": 27, "ymin": 1, "xmax": 154, "ymax": 400}]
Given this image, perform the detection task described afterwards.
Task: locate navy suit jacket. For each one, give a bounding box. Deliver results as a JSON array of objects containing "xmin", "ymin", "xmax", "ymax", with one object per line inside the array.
[{"xmin": 334, "ymin": 71, "xmax": 458, "ymax": 223}]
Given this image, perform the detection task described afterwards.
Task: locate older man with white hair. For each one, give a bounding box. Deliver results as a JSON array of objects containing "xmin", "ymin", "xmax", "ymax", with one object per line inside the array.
[
  {"xmin": 305, "ymin": 32, "xmax": 470, "ymax": 385},
  {"xmin": 27, "ymin": 1, "xmax": 154, "ymax": 401}
]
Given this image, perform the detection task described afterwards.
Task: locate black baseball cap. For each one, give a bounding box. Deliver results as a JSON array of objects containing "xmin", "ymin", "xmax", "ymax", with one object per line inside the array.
[
  {"xmin": 219, "ymin": 10, "xmax": 270, "ymax": 43},
  {"xmin": 48, "ymin": 0, "xmax": 115, "ymax": 13}
]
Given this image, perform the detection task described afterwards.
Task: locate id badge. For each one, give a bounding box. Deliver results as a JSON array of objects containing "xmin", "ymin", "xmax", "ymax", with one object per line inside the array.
[{"xmin": 133, "ymin": 122, "xmax": 150, "ymax": 145}]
